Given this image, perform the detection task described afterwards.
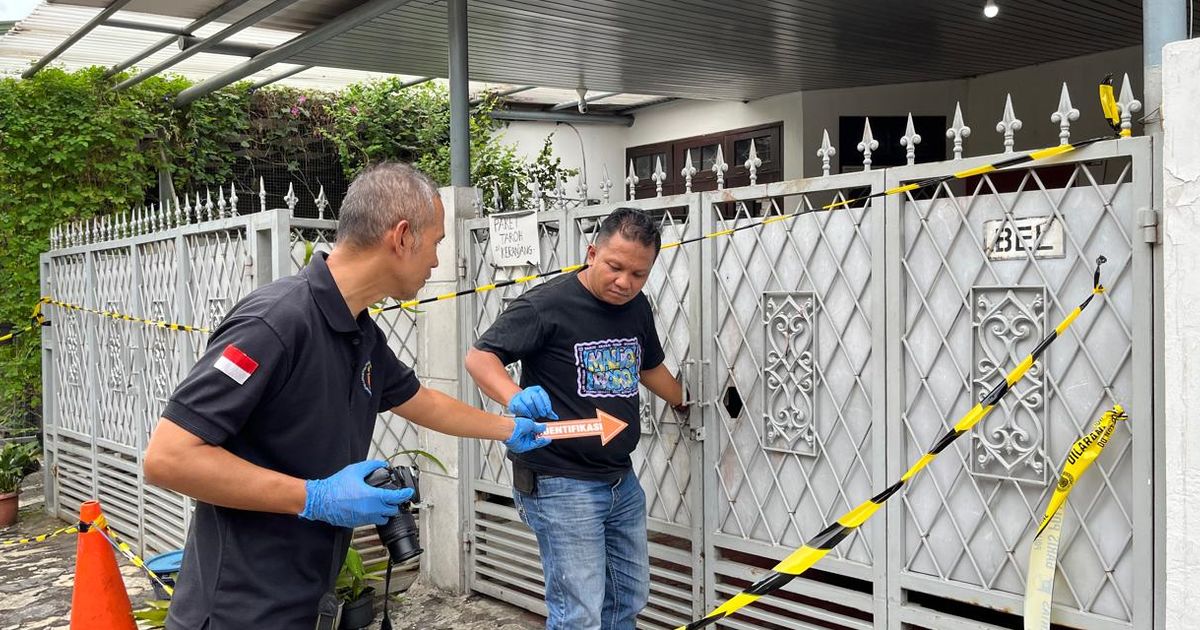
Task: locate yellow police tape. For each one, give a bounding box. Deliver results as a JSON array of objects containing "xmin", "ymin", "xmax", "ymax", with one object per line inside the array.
[
  {"xmin": 0, "ymin": 516, "xmax": 174, "ymax": 597},
  {"xmin": 93, "ymin": 517, "xmax": 175, "ymax": 597},
  {"xmin": 0, "ymin": 524, "xmax": 79, "ymax": 547},
  {"xmin": 0, "ymin": 299, "xmax": 48, "ymax": 346},
  {"xmin": 1024, "ymin": 404, "xmax": 1127, "ymax": 630},
  {"xmin": 39, "ymin": 297, "xmax": 210, "ymax": 334},
  {"xmin": 676, "ymin": 259, "xmax": 1108, "ymax": 629}
]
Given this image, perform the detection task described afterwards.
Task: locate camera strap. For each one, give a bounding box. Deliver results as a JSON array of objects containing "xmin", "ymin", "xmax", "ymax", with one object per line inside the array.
[
  {"xmin": 314, "ymin": 529, "xmax": 347, "ymax": 630},
  {"xmin": 378, "ymin": 559, "xmax": 395, "ymax": 630}
]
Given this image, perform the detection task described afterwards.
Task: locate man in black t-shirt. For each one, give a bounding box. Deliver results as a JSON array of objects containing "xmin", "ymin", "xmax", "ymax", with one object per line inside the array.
[
  {"xmin": 142, "ymin": 163, "xmax": 549, "ymax": 630},
  {"xmin": 467, "ymin": 207, "xmax": 687, "ymax": 630}
]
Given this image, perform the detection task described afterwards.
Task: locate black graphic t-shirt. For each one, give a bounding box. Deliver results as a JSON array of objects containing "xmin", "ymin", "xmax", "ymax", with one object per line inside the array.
[{"xmin": 474, "ymin": 272, "xmax": 665, "ymax": 480}]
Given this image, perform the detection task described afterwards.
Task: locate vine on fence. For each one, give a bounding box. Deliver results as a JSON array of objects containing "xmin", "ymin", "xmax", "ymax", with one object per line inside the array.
[{"xmin": 0, "ymin": 67, "xmax": 573, "ymax": 434}]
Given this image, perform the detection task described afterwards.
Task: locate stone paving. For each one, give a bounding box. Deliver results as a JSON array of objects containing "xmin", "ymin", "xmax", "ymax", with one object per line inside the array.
[{"xmin": 0, "ymin": 479, "xmax": 543, "ymax": 630}]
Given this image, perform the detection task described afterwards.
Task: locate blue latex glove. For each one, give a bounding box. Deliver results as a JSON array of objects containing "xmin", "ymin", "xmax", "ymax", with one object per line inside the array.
[
  {"xmin": 299, "ymin": 460, "xmax": 414, "ymax": 528},
  {"xmin": 505, "ymin": 417, "xmax": 551, "ymax": 453},
  {"xmin": 507, "ymin": 386, "xmax": 559, "ymax": 420}
]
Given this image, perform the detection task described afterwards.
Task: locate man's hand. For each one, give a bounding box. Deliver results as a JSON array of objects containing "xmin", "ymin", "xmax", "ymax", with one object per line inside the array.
[
  {"xmin": 505, "ymin": 417, "xmax": 551, "ymax": 453},
  {"xmin": 299, "ymin": 460, "xmax": 414, "ymax": 528},
  {"xmin": 507, "ymin": 386, "xmax": 559, "ymax": 421}
]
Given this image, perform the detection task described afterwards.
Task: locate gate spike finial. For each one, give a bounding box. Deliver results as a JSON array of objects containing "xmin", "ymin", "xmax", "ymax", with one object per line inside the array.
[
  {"xmin": 681, "ymin": 150, "xmax": 697, "ymax": 193},
  {"xmin": 818, "ymin": 129, "xmax": 836, "ymax": 176},
  {"xmin": 1051, "ymin": 82, "xmax": 1080, "ymax": 146},
  {"xmin": 625, "ymin": 159, "xmax": 639, "ymax": 200},
  {"xmin": 283, "ymin": 182, "xmax": 298, "ymax": 213},
  {"xmin": 947, "ymin": 102, "xmax": 971, "ymax": 160},
  {"xmin": 599, "ymin": 165, "xmax": 613, "ymax": 203},
  {"xmin": 205, "ymin": 189, "xmax": 215, "ymax": 221},
  {"xmin": 713, "ymin": 145, "xmax": 728, "ymax": 190},
  {"xmin": 858, "ymin": 117, "xmax": 879, "ymax": 171},
  {"xmin": 575, "ymin": 172, "xmax": 587, "ymax": 201},
  {"xmin": 530, "ymin": 175, "xmax": 545, "ymax": 212},
  {"xmin": 901, "ymin": 113, "xmax": 922, "ymax": 166},
  {"xmin": 511, "ymin": 178, "xmax": 522, "ymax": 211},
  {"xmin": 996, "ymin": 94, "xmax": 1023, "ymax": 154},
  {"xmin": 491, "ymin": 181, "xmax": 502, "ymax": 211},
  {"xmin": 173, "ymin": 195, "xmax": 183, "ymax": 225},
  {"xmin": 652, "ymin": 156, "xmax": 666, "ymax": 197},
  {"xmin": 183, "ymin": 193, "xmax": 193, "ymax": 225},
  {"xmin": 555, "ymin": 176, "xmax": 567, "ymax": 210},
  {"xmin": 217, "ymin": 186, "xmax": 228, "ymax": 218},
  {"xmin": 259, "ymin": 177, "xmax": 268, "ymax": 213},
  {"xmin": 1117, "ymin": 72, "xmax": 1142, "ymax": 136},
  {"xmin": 744, "ymin": 139, "xmax": 762, "ymax": 185},
  {"xmin": 315, "ymin": 185, "xmax": 329, "ymax": 219},
  {"xmin": 229, "ymin": 183, "xmax": 239, "ymax": 216}
]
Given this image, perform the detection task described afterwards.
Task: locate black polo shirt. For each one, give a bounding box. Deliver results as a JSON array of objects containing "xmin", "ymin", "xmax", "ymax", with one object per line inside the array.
[{"xmin": 161, "ymin": 252, "xmax": 420, "ymax": 630}]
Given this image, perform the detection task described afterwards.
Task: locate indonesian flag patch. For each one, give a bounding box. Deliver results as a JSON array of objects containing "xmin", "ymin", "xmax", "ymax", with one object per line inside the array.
[{"xmin": 214, "ymin": 344, "xmax": 259, "ymax": 385}]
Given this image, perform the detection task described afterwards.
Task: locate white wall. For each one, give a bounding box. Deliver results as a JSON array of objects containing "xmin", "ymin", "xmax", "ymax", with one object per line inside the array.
[
  {"xmin": 623, "ymin": 93, "xmax": 805, "ymax": 181},
  {"xmin": 802, "ymin": 46, "xmax": 1143, "ymax": 176},
  {"xmin": 1161, "ymin": 36, "xmax": 1200, "ymax": 630},
  {"xmin": 496, "ymin": 46, "xmax": 1143, "ymax": 188},
  {"xmin": 492, "ymin": 120, "xmax": 626, "ymax": 202}
]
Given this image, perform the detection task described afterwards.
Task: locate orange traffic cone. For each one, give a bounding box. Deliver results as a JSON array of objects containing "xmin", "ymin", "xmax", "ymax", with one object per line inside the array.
[{"xmin": 70, "ymin": 500, "xmax": 136, "ymax": 630}]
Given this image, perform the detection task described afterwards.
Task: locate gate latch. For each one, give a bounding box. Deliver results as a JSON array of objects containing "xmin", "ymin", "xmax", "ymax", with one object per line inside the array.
[{"xmin": 1139, "ymin": 208, "xmax": 1160, "ymax": 244}]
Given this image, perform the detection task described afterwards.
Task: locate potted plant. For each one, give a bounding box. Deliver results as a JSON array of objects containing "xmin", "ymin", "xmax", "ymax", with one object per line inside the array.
[
  {"xmin": 0, "ymin": 440, "xmax": 40, "ymax": 528},
  {"xmin": 337, "ymin": 546, "xmax": 380, "ymax": 630}
]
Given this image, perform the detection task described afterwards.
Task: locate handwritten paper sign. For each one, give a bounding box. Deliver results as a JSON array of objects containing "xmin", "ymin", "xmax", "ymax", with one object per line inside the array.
[{"xmin": 488, "ymin": 210, "xmax": 540, "ymax": 267}]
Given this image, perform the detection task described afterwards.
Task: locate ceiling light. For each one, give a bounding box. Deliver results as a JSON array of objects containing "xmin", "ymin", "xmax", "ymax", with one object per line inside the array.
[{"xmin": 983, "ymin": 0, "xmax": 999, "ymax": 18}]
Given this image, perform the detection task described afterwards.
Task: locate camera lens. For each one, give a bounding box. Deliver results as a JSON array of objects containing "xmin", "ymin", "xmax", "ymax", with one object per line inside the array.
[{"xmin": 363, "ymin": 466, "xmax": 424, "ymax": 563}]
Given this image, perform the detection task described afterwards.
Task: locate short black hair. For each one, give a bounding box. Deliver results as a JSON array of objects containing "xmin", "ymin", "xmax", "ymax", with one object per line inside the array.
[{"xmin": 595, "ymin": 207, "xmax": 660, "ymax": 255}]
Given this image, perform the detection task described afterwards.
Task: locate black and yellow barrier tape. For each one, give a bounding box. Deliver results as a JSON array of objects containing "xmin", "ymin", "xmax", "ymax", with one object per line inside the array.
[
  {"xmin": 32, "ymin": 79, "xmax": 1125, "ymax": 328},
  {"xmin": 0, "ymin": 524, "xmax": 79, "ymax": 547},
  {"xmin": 375, "ymin": 79, "xmax": 1123, "ymax": 315},
  {"xmin": 676, "ymin": 257, "xmax": 1108, "ymax": 630},
  {"xmin": 92, "ymin": 518, "xmax": 175, "ymax": 597},
  {"xmin": 2, "ymin": 517, "xmax": 174, "ymax": 597},
  {"xmin": 40, "ymin": 297, "xmax": 209, "ymax": 334},
  {"xmin": 0, "ymin": 299, "xmax": 49, "ymax": 346},
  {"xmin": 1024, "ymin": 404, "xmax": 1126, "ymax": 630}
]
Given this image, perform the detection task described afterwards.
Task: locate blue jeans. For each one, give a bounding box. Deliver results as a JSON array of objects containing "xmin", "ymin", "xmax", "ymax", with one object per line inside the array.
[{"xmin": 513, "ymin": 470, "xmax": 650, "ymax": 630}]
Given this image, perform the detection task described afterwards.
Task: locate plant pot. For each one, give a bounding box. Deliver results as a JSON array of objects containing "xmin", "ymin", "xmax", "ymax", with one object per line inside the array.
[
  {"xmin": 338, "ymin": 586, "xmax": 376, "ymax": 630},
  {"xmin": 0, "ymin": 491, "xmax": 18, "ymax": 528}
]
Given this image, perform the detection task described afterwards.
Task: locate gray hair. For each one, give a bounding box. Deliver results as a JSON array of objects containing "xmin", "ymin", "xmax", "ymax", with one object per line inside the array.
[{"xmin": 337, "ymin": 162, "xmax": 439, "ymax": 249}]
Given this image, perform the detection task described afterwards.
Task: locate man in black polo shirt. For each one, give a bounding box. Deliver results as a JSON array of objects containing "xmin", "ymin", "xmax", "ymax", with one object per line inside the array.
[
  {"xmin": 143, "ymin": 162, "xmax": 550, "ymax": 630},
  {"xmin": 465, "ymin": 208, "xmax": 687, "ymax": 630}
]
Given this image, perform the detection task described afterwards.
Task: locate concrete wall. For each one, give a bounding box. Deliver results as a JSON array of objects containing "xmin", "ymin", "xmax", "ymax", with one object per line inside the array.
[
  {"xmin": 493, "ymin": 121, "xmax": 626, "ymax": 202},
  {"xmin": 802, "ymin": 46, "xmax": 1143, "ymax": 176},
  {"xmin": 1161, "ymin": 36, "xmax": 1200, "ymax": 630},
  {"xmin": 495, "ymin": 47, "xmax": 1142, "ymax": 184},
  {"xmin": 411, "ymin": 186, "xmax": 475, "ymax": 593}
]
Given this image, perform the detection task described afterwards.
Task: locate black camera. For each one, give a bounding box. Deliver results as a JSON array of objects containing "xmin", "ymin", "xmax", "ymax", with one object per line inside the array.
[{"xmin": 363, "ymin": 465, "xmax": 423, "ymax": 563}]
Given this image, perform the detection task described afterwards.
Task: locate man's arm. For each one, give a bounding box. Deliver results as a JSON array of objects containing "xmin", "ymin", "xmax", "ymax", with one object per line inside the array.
[
  {"xmin": 391, "ymin": 385, "xmax": 518, "ymax": 440},
  {"xmin": 464, "ymin": 347, "xmax": 521, "ymax": 408},
  {"xmin": 144, "ymin": 418, "xmax": 306, "ymax": 514},
  {"xmin": 641, "ymin": 363, "xmax": 686, "ymax": 408}
]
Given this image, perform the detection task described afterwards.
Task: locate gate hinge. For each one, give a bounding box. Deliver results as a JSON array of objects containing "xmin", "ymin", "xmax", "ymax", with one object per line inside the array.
[
  {"xmin": 456, "ymin": 256, "xmax": 467, "ymax": 279},
  {"xmin": 462, "ymin": 532, "xmax": 473, "ymax": 551},
  {"xmin": 1139, "ymin": 208, "xmax": 1160, "ymax": 244}
]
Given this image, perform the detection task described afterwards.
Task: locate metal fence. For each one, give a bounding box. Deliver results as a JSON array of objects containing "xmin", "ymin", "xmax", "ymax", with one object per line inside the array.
[
  {"xmin": 39, "ymin": 189, "xmax": 421, "ymax": 566},
  {"xmin": 462, "ymin": 129, "xmax": 1155, "ymax": 628}
]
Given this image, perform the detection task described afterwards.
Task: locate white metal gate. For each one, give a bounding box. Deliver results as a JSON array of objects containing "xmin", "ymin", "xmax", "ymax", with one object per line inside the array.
[
  {"xmin": 40, "ymin": 200, "xmax": 421, "ymax": 563},
  {"xmin": 463, "ymin": 136, "xmax": 1156, "ymax": 629}
]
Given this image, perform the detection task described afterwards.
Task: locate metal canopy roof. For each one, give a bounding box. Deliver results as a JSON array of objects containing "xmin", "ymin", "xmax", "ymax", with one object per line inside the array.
[{"xmin": 47, "ymin": 0, "xmax": 1152, "ymax": 100}]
